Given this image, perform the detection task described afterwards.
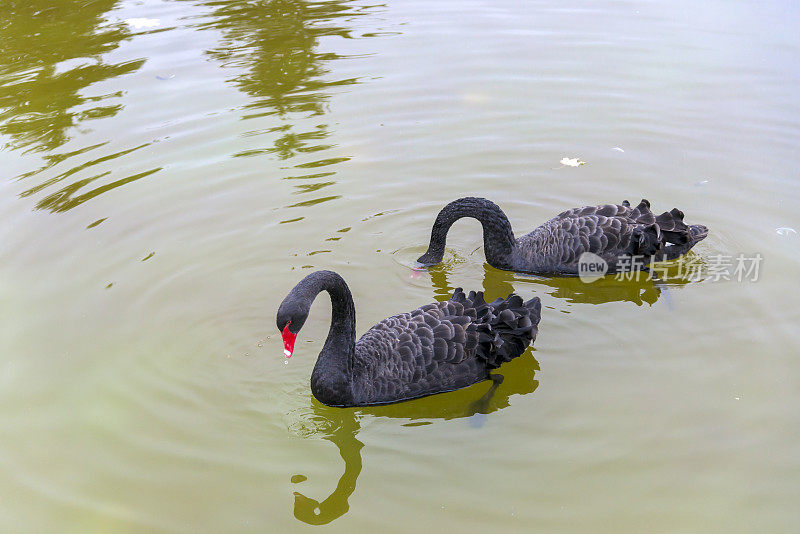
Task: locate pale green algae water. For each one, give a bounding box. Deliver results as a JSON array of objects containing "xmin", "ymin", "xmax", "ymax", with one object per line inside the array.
[{"xmin": 1, "ymin": 0, "xmax": 799, "ymax": 531}]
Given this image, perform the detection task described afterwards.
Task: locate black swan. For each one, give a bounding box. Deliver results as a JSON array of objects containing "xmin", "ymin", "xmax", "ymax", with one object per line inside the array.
[
  {"xmin": 277, "ymin": 270, "xmax": 541, "ymax": 407},
  {"xmin": 417, "ymin": 197, "xmax": 709, "ymax": 275}
]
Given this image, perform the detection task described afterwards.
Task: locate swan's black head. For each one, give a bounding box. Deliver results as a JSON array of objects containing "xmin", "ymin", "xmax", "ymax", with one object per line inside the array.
[
  {"xmin": 276, "ymin": 297, "xmax": 310, "ymax": 358},
  {"xmin": 416, "ymin": 251, "xmax": 442, "ymax": 267}
]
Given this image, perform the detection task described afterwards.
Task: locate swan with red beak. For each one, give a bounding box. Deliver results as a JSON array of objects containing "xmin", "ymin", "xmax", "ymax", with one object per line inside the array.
[{"xmin": 275, "ymin": 270, "xmax": 541, "ymax": 407}]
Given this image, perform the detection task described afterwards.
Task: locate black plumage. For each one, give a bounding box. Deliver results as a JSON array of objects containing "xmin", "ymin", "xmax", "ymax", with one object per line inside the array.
[
  {"xmin": 417, "ymin": 197, "xmax": 709, "ymax": 275},
  {"xmin": 276, "ymin": 270, "xmax": 541, "ymax": 407}
]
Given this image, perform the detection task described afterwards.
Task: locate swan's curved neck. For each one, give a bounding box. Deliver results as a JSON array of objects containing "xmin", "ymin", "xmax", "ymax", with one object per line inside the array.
[
  {"xmin": 285, "ymin": 271, "xmax": 356, "ymax": 404},
  {"xmin": 419, "ymin": 197, "xmax": 517, "ymax": 268}
]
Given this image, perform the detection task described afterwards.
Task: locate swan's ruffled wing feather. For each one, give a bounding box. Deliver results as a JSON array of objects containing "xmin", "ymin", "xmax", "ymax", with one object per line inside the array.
[
  {"xmin": 350, "ymin": 288, "xmax": 539, "ymax": 405},
  {"xmin": 520, "ymin": 198, "xmax": 707, "ymax": 272}
]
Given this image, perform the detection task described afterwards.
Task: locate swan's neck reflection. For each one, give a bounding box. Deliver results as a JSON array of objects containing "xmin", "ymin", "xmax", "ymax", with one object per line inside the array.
[{"xmin": 293, "ymin": 413, "xmax": 362, "ymax": 525}]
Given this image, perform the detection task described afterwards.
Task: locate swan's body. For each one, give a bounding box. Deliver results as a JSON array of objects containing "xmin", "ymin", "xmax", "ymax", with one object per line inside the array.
[
  {"xmin": 417, "ymin": 197, "xmax": 709, "ymax": 275},
  {"xmin": 277, "ymin": 271, "xmax": 541, "ymax": 407}
]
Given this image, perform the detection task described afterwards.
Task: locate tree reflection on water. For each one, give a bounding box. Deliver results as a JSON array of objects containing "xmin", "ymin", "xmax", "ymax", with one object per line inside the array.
[{"xmin": 4, "ymin": 0, "xmax": 378, "ymax": 213}]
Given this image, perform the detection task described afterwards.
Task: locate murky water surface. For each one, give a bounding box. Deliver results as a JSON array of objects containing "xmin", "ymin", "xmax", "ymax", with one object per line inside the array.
[{"xmin": 2, "ymin": 0, "xmax": 799, "ymax": 531}]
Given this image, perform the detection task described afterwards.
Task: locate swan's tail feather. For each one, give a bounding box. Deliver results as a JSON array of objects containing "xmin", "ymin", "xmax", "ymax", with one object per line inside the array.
[
  {"xmin": 629, "ymin": 199, "xmax": 655, "ymax": 224},
  {"xmin": 468, "ymin": 293, "xmax": 541, "ymax": 369},
  {"xmin": 655, "ymin": 207, "xmax": 691, "ymax": 245},
  {"xmin": 625, "ymin": 199, "xmax": 708, "ymax": 259}
]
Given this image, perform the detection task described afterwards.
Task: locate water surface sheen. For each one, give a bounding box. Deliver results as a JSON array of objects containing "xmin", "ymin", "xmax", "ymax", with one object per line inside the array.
[{"xmin": 2, "ymin": 0, "xmax": 799, "ymax": 531}]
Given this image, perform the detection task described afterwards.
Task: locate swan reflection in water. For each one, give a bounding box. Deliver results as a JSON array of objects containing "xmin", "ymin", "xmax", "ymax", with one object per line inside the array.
[
  {"xmin": 289, "ymin": 345, "xmax": 540, "ymax": 525},
  {"xmin": 428, "ymin": 253, "xmax": 707, "ymax": 307}
]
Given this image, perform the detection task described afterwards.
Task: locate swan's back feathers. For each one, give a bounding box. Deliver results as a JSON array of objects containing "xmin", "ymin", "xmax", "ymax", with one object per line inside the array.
[
  {"xmin": 519, "ymin": 198, "xmax": 708, "ymax": 273},
  {"xmin": 347, "ymin": 289, "xmax": 539, "ymax": 405}
]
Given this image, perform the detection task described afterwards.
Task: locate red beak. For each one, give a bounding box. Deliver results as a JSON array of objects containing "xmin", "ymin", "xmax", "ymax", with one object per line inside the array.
[{"xmin": 282, "ymin": 323, "xmax": 297, "ymax": 358}]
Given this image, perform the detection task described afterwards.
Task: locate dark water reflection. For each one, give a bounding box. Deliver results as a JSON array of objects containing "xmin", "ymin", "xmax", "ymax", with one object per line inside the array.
[
  {"xmin": 426, "ymin": 257, "xmax": 707, "ymax": 307},
  {"xmin": 186, "ymin": 0, "xmax": 376, "ymax": 207},
  {"xmin": 3, "ymin": 0, "xmax": 377, "ymax": 213},
  {"xmin": 0, "ymin": 0, "xmax": 150, "ymax": 211},
  {"xmin": 290, "ymin": 351, "xmax": 540, "ymax": 524},
  {"xmin": 0, "ymin": 0, "xmax": 137, "ymax": 154},
  {"xmin": 427, "ymin": 262, "xmax": 662, "ymax": 306},
  {"xmin": 187, "ymin": 0, "xmax": 364, "ymax": 119},
  {"xmin": 290, "ymin": 409, "xmax": 362, "ymax": 525}
]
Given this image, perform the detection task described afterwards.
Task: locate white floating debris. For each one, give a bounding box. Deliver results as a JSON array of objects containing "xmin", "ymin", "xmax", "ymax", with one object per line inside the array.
[
  {"xmin": 560, "ymin": 157, "xmax": 585, "ymax": 167},
  {"xmin": 776, "ymin": 227, "xmax": 797, "ymax": 236},
  {"xmin": 611, "ymin": 147, "xmax": 624, "ymax": 152},
  {"xmin": 124, "ymin": 18, "xmax": 161, "ymax": 29},
  {"xmin": 695, "ymin": 179, "xmax": 710, "ymax": 186}
]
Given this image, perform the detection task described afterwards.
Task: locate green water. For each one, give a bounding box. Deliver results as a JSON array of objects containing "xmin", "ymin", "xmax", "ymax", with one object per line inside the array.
[{"xmin": 2, "ymin": 0, "xmax": 799, "ymax": 531}]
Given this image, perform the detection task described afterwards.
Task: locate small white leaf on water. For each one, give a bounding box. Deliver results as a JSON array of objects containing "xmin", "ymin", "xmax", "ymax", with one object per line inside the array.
[
  {"xmin": 611, "ymin": 147, "xmax": 624, "ymax": 152},
  {"xmin": 776, "ymin": 227, "xmax": 797, "ymax": 236},
  {"xmin": 125, "ymin": 18, "xmax": 160, "ymax": 29},
  {"xmin": 560, "ymin": 157, "xmax": 585, "ymax": 167}
]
